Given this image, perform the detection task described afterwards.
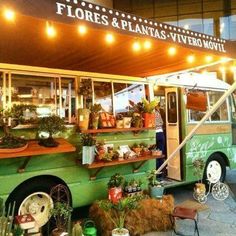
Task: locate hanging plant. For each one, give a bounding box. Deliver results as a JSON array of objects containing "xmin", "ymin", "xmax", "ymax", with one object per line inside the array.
[{"xmin": 78, "ymin": 78, "xmax": 92, "ymax": 97}]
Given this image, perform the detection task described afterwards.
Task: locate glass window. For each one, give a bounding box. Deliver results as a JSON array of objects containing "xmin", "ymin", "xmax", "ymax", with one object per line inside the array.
[
  {"xmin": 61, "ymin": 78, "xmax": 76, "ymax": 123},
  {"xmin": 113, "ymin": 83, "xmax": 145, "ymax": 114},
  {"xmin": 203, "ymin": 17, "xmax": 214, "ymax": 35},
  {"xmin": 229, "ymin": 13, "xmax": 236, "ymax": 40},
  {"xmin": 188, "ymin": 91, "xmax": 229, "ymax": 123},
  {"xmin": 167, "ymin": 92, "xmax": 177, "ymax": 123},
  {"xmin": 178, "ymin": 0, "xmax": 202, "ymax": 15},
  {"xmin": 179, "ymin": 14, "xmax": 203, "ymax": 33},
  {"xmin": 155, "ymin": 0, "xmax": 177, "ymax": 18},
  {"xmin": 11, "ymin": 74, "xmax": 57, "ymax": 120},
  {"xmin": 208, "ymin": 91, "xmax": 229, "ymax": 121},
  {"xmin": 203, "ymin": 0, "xmax": 224, "ymax": 12},
  {"xmin": 93, "ymin": 81, "xmax": 112, "ymax": 113},
  {"xmin": 158, "ymin": 16, "xmax": 178, "ymax": 26}
]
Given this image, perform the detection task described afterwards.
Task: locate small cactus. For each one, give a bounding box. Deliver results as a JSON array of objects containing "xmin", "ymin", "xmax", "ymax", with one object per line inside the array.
[{"xmin": 72, "ymin": 222, "xmax": 83, "ymax": 236}]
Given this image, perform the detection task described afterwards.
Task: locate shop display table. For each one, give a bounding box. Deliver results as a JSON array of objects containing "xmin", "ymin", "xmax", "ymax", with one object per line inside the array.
[
  {"xmin": 89, "ymin": 195, "xmax": 174, "ymax": 236},
  {"xmin": 0, "ymin": 138, "xmax": 76, "ymax": 173}
]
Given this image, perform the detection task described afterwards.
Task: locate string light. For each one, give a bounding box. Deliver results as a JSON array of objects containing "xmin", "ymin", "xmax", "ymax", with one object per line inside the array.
[
  {"xmin": 46, "ymin": 22, "xmax": 56, "ymax": 38},
  {"xmin": 132, "ymin": 41, "xmax": 141, "ymax": 52},
  {"xmin": 187, "ymin": 55, "xmax": 195, "ymax": 63},
  {"xmin": 205, "ymin": 55, "xmax": 213, "ymax": 63},
  {"xmin": 105, "ymin": 33, "xmax": 114, "ymax": 44},
  {"xmin": 3, "ymin": 8, "xmax": 15, "ymax": 22},
  {"xmin": 168, "ymin": 47, "xmax": 176, "ymax": 56},
  {"xmin": 143, "ymin": 40, "xmax": 151, "ymax": 49},
  {"xmin": 78, "ymin": 25, "xmax": 87, "ymax": 35}
]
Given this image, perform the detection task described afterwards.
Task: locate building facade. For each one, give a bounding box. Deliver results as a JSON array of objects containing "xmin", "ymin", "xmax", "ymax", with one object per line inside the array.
[{"xmin": 112, "ymin": 0, "xmax": 236, "ymax": 41}]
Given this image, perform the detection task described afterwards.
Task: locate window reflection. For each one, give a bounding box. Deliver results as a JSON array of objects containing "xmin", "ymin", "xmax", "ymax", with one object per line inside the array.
[
  {"xmin": 113, "ymin": 83, "xmax": 145, "ymax": 114},
  {"xmin": 94, "ymin": 81, "xmax": 112, "ymax": 113},
  {"xmin": 167, "ymin": 92, "xmax": 177, "ymax": 123}
]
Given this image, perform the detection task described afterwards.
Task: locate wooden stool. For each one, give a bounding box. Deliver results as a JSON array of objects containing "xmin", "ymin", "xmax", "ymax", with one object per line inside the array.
[{"xmin": 171, "ymin": 206, "xmax": 199, "ymax": 236}]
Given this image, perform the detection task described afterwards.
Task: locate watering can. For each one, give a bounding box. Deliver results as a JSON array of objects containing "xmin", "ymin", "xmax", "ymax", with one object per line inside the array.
[{"xmin": 82, "ymin": 219, "xmax": 97, "ymax": 236}]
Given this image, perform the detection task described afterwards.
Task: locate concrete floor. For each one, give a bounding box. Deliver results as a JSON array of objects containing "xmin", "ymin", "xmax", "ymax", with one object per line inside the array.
[{"xmin": 143, "ymin": 169, "xmax": 236, "ymax": 236}]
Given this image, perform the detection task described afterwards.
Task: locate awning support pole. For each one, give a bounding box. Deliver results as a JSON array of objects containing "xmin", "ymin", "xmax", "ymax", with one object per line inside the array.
[{"xmin": 156, "ymin": 79, "xmax": 236, "ymax": 175}]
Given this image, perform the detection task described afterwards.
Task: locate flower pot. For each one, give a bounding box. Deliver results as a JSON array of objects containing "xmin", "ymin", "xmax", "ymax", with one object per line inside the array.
[
  {"xmin": 78, "ymin": 108, "xmax": 90, "ymax": 131},
  {"xmin": 123, "ymin": 117, "xmax": 132, "ymax": 128},
  {"xmin": 108, "ymin": 187, "xmax": 122, "ymax": 204},
  {"xmin": 112, "ymin": 228, "xmax": 129, "ymax": 236},
  {"xmin": 82, "ymin": 146, "xmax": 95, "ymax": 164},
  {"xmin": 143, "ymin": 113, "xmax": 155, "ymax": 128},
  {"xmin": 90, "ymin": 113, "xmax": 99, "ymax": 129},
  {"xmin": 149, "ymin": 185, "xmax": 164, "ymax": 199},
  {"xmin": 116, "ymin": 119, "xmax": 124, "ymax": 128}
]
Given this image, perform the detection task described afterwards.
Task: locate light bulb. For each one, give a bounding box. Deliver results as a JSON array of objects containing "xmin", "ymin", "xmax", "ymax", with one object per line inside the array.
[
  {"xmin": 168, "ymin": 47, "xmax": 176, "ymax": 56},
  {"xmin": 3, "ymin": 8, "xmax": 15, "ymax": 22},
  {"xmin": 105, "ymin": 33, "xmax": 114, "ymax": 44},
  {"xmin": 78, "ymin": 25, "xmax": 87, "ymax": 35},
  {"xmin": 46, "ymin": 22, "xmax": 56, "ymax": 38}
]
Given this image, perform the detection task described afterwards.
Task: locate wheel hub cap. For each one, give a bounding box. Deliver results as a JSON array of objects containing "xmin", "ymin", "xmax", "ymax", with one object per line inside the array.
[{"xmin": 207, "ymin": 160, "xmax": 222, "ymax": 183}]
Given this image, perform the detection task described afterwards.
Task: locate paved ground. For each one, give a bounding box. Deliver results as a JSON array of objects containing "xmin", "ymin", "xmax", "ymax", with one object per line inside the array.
[{"xmin": 143, "ymin": 169, "xmax": 236, "ymax": 236}]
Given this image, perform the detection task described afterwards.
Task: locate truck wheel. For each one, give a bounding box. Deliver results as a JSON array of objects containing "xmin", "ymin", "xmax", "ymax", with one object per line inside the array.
[
  {"xmin": 6, "ymin": 178, "xmax": 70, "ymax": 230},
  {"xmin": 204, "ymin": 154, "xmax": 226, "ymax": 184}
]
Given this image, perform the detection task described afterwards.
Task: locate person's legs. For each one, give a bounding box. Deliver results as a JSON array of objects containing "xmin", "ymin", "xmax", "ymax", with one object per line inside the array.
[{"xmin": 156, "ymin": 132, "xmax": 165, "ymax": 177}]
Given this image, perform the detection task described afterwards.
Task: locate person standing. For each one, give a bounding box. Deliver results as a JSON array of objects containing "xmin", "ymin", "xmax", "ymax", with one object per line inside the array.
[{"xmin": 155, "ymin": 104, "xmax": 165, "ymax": 177}]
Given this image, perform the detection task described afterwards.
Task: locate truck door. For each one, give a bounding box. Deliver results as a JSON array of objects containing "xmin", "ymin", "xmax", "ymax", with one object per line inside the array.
[{"xmin": 165, "ymin": 88, "xmax": 182, "ymax": 180}]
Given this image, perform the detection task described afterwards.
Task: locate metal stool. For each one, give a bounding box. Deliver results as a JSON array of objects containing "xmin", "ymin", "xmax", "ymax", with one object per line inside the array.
[{"xmin": 171, "ymin": 206, "xmax": 199, "ymax": 236}]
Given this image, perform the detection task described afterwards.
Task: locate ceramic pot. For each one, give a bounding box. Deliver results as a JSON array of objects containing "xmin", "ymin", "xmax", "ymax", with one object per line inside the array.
[
  {"xmin": 116, "ymin": 119, "xmax": 124, "ymax": 128},
  {"xmin": 112, "ymin": 228, "xmax": 129, "ymax": 236},
  {"xmin": 149, "ymin": 185, "xmax": 164, "ymax": 199},
  {"xmin": 123, "ymin": 117, "xmax": 132, "ymax": 128},
  {"xmin": 78, "ymin": 108, "xmax": 90, "ymax": 130}
]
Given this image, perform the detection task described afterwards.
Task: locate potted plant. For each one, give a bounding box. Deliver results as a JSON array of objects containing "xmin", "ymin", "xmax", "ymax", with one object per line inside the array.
[
  {"xmin": 116, "ymin": 114, "xmax": 124, "ymax": 128},
  {"xmin": 142, "ymin": 98, "xmax": 158, "ymax": 128},
  {"xmin": 131, "ymin": 143, "xmax": 142, "ymax": 156},
  {"xmin": 80, "ymin": 133, "xmax": 96, "ymax": 165},
  {"xmin": 147, "ymin": 169, "xmax": 164, "ymax": 199},
  {"xmin": 38, "ymin": 115, "xmax": 65, "ymax": 147},
  {"xmin": 0, "ymin": 109, "xmax": 28, "ymax": 152},
  {"xmin": 50, "ymin": 202, "xmax": 73, "ymax": 236},
  {"xmin": 107, "ymin": 173, "xmax": 124, "ymax": 204},
  {"xmin": 192, "ymin": 158, "xmax": 206, "ymax": 199},
  {"xmin": 78, "ymin": 108, "xmax": 90, "ymax": 131},
  {"xmin": 90, "ymin": 103, "xmax": 102, "ymax": 129},
  {"xmin": 131, "ymin": 114, "xmax": 143, "ymax": 128},
  {"xmin": 98, "ymin": 195, "xmax": 141, "ymax": 236}
]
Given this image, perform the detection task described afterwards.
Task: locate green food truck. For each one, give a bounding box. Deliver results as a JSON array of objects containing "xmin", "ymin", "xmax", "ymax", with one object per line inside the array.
[{"xmin": 0, "ymin": 0, "xmax": 236, "ymax": 231}]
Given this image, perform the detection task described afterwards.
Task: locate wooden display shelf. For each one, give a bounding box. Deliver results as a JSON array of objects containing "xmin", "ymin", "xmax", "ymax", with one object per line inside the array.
[
  {"xmin": 80, "ymin": 127, "xmax": 155, "ymax": 134},
  {"xmin": 86, "ymin": 154, "xmax": 165, "ymax": 180},
  {"xmin": 0, "ymin": 138, "xmax": 76, "ymax": 173}
]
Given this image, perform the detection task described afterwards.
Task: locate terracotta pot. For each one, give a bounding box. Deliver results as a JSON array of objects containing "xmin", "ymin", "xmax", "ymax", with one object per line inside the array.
[
  {"xmin": 108, "ymin": 187, "xmax": 122, "ymax": 204},
  {"xmin": 143, "ymin": 113, "xmax": 155, "ymax": 128}
]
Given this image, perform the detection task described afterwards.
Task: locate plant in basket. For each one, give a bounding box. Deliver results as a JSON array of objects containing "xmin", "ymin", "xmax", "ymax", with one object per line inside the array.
[
  {"xmin": 90, "ymin": 103, "xmax": 102, "ymax": 129},
  {"xmin": 192, "ymin": 158, "xmax": 206, "ymax": 198},
  {"xmin": 50, "ymin": 202, "xmax": 73, "ymax": 236},
  {"xmin": 80, "ymin": 133, "xmax": 96, "ymax": 165},
  {"xmin": 116, "ymin": 113, "xmax": 124, "ymax": 128},
  {"xmin": 142, "ymin": 98, "xmax": 158, "ymax": 128},
  {"xmin": 140, "ymin": 143, "xmax": 150, "ymax": 156},
  {"xmin": 131, "ymin": 143, "xmax": 142, "ymax": 156},
  {"xmin": 38, "ymin": 115, "xmax": 65, "ymax": 147},
  {"xmin": 0, "ymin": 108, "xmax": 28, "ymax": 152},
  {"xmin": 107, "ymin": 173, "xmax": 124, "ymax": 204},
  {"xmin": 147, "ymin": 169, "xmax": 164, "ymax": 199},
  {"xmin": 97, "ymin": 195, "xmax": 142, "ymax": 236}
]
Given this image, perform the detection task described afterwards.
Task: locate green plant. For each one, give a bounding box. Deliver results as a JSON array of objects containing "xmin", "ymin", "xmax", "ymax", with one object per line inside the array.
[
  {"xmin": 80, "ymin": 133, "xmax": 96, "ymax": 146},
  {"xmin": 116, "ymin": 113, "xmax": 123, "ymax": 120},
  {"xmin": 0, "ymin": 109, "xmax": 27, "ymax": 149},
  {"xmin": 147, "ymin": 169, "xmax": 162, "ymax": 187},
  {"xmin": 38, "ymin": 115, "xmax": 65, "ymax": 147},
  {"xmin": 90, "ymin": 103, "xmax": 102, "ymax": 114},
  {"xmin": 78, "ymin": 79, "xmax": 92, "ymax": 97},
  {"xmin": 142, "ymin": 98, "xmax": 158, "ymax": 113},
  {"xmin": 50, "ymin": 202, "xmax": 73, "ymax": 233},
  {"xmin": 192, "ymin": 158, "xmax": 205, "ymax": 183},
  {"xmin": 98, "ymin": 195, "xmax": 142, "ymax": 230},
  {"xmin": 107, "ymin": 173, "xmax": 124, "ymax": 188}
]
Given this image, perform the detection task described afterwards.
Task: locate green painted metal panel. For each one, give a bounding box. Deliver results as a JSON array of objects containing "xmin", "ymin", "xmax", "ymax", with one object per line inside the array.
[{"xmin": 0, "ymin": 128, "xmax": 156, "ymax": 208}]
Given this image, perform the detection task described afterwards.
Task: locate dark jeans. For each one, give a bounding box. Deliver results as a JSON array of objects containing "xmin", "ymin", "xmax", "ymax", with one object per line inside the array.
[{"xmin": 156, "ymin": 131, "xmax": 165, "ymax": 174}]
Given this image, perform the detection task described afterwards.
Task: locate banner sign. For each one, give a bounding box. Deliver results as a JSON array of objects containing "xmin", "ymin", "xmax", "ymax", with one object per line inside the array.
[
  {"xmin": 55, "ymin": 0, "xmax": 226, "ymax": 53},
  {"xmin": 1, "ymin": 0, "xmax": 227, "ymax": 54}
]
